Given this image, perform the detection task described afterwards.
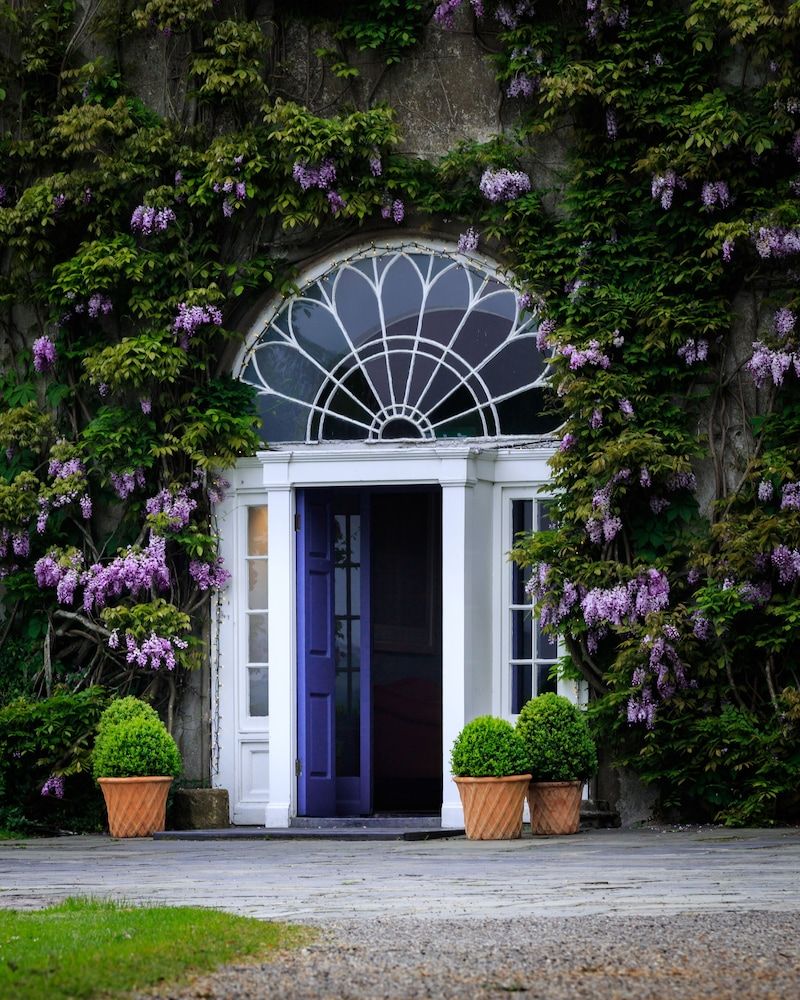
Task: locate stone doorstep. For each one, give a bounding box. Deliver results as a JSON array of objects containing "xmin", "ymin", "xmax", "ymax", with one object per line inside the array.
[{"xmin": 153, "ymin": 826, "xmax": 465, "ymax": 842}]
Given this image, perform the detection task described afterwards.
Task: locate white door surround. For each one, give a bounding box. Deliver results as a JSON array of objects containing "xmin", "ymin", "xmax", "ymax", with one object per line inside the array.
[{"xmin": 213, "ymin": 439, "xmax": 554, "ymax": 827}]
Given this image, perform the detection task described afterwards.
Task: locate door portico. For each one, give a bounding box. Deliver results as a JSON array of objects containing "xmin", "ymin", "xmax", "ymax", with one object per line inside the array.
[{"xmin": 213, "ymin": 440, "xmax": 555, "ymax": 827}]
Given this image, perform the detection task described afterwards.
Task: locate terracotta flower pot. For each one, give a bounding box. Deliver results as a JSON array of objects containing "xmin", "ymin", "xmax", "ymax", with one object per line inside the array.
[
  {"xmin": 527, "ymin": 780, "xmax": 582, "ymax": 835},
  {"xmin": 98, "ymin": 776, "xmax": 173, "ymax": 838},
  {"xmin": 453, "ymin": 774, "xmax": 531, "ymax": 840}
]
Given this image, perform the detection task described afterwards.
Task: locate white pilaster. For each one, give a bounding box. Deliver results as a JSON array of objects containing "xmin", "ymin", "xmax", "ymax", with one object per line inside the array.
[{"xmin": 263, "ymin": 483, "xmax": 294, "ymax": 827}]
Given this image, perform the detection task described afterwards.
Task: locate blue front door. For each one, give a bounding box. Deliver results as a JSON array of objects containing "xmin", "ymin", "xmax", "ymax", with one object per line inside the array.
[{"xmin": 297, "ymin": 489, "xmax": 371, "ymax": 816}]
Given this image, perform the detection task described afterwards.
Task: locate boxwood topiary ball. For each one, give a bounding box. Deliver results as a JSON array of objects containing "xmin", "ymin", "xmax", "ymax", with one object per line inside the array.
[
  {"xmin": 92, "ymin": 716, "xmax": 182, "ymax": 780},
  {"xmin": 516, "ymin": 693, "xmax": 598, "ymax": 782},
  {"xmin": 451, "ymin": 715, "xmax": 530, "ymax": 777},
  {"xmin": 96, "ymin": 696, "xmax": 160, "ymax": 737}
]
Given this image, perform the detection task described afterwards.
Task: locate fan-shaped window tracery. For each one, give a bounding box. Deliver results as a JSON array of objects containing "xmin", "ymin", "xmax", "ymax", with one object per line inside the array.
[{"xmin": 239, "ymin": 245, "xmax": 554, "ymax": 442}]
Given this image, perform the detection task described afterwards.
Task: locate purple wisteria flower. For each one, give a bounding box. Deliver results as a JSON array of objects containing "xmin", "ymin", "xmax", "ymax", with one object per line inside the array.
[
  {"xmin": 41, "ymin": 775, "xmax": 65, "ymax": 798},
  {"xmin": 12, "ymin": 533, "xmax": 30, "ymax": 558},
  {"xmin": 87, "ymin": 294, "xmax": 112, "ymax": 318},
  {"xmin": 560, "ymin": 341, "xmax": 610, "ymax": 370},
  {"xmin": 82, "ymin": 535, "xmax": 170, "ymax": 612},
  {"xmin": 327, "ymin": 190, "xmax": 346, "ymax": 214},
  {"xmin": 677, "ymin": 338, "xmax": 708, "ymax": 365},
  {"xmin": 775, "ymin": 307, "xmax": 796, "ymax": 337},
  {"xmin": 701, "ymin": 181, "xmax": 731, "ymax": 209},
  {"xmin": 619, "ymin": 398, "xmax": 634, "ymax": 418},
  {"xmin": 559, "ymin": 433, "xmax": 576, "ymax": 452},
  {"xmin": 589, "ymin": 408, "xmax": 603, "ymax": 429},
  {"xmin": 536, "ymin": 318, "xmax": 556, "ymax": 351},
  {"xmin": 53, "ymin": 193, "xmax": 66, "ymax": 213},
  {"xmin": 721, "ymin": 239, "xmax": 734, "ymax": 262},
  {"xmin": 173, "ymin": 302, "xmax": 223, "ymax": 349},
  {"xmin": 369, "ymin": 156, "xmax": 382, "ymax": 177},
  {"xmin": 754, "ymin": 226, "xmax": 800, "ymax": 258},
  {"xmin": 757, "ymin": 479, "xmax": 774, "ymax": 502},
  {"xmin": 457, "ymin": 228, "xmax": 480, "ymax": 253},
  {"xmin": 32, "ymin": 336, "xmax": 57, "ymax": 373},
  {"xmin": 381, "ymin": 199, "xmax": 405, "ymax": 223},
  {"xmin": 123, "ymin": 631, "xmax": 188, "ymax": 671},
  {"xmin": 479, "ymin": 168, "xmax": 531, "ymax": 203},
  {"xmin": 746, "ymin": 342, "xmax": 798, "ymax": 388},
  {"xmin": 140, "ymin": 397, "xmax": 152, "ymax": 414},
  {"xmin": 111, "ymin": 469, "xmax": 146, "ymax": 500},
  {"xmin": 605, "ymin": 109, "xmax": 618, "ymax": 140},
  {"xmin": 145, "ymin": 486, "xmax": 197, "ymax": 531},
  {"xmin": 651, "ymin": 170, "xmax": 685, "ymax": 210},
  {"xmin": 495, "ymin": 0, "xmax": 532, "ymax": 28},
  {"xmin": 650, "ymin": 496, "xmax": 670, "ymax": 514},
  {"xmin": 780, "ymin": 482, "xmax": 800, "ymax": 510},
  {"xmin": 507, "ymin": 75, "xmax": 538, "ymax": 98},
  {"xmin": 189, "ymin": 557, "xmax": 231, "ymax": 591},
  {"xmin": 131, "ymin": 205, "xmax": 176, "ymax": 236},
  {"xmin": 771, "ymin": 545, "xmax": 800, "ymax": 585},
  {"xmin": 692, "ymin": 615, "xmax": 712, "ymax": 641},
  {"xmin": 292, "ymin": 159, "xmax": 337, "ymax": 191},
  {"xmin": 433, "ymin": 0, "xmax": 485, "ymax": 27},
  {"xmin": 581, "ymin": 568, "xmax": 670, "ymax": 630}
]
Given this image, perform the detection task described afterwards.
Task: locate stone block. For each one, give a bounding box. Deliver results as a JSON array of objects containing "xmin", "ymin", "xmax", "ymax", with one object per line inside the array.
[{"xmin": 170, "ymin": 788, "xmax": 230, "ymax": 830}]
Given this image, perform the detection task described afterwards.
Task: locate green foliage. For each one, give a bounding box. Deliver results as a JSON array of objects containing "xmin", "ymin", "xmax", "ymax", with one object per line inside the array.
[
  {"xmin": 96, "ymin": 695, "xmax": 160, "ymax": 736},
  {"xmin": 620, "ymin": 703, "xmax": 800, "ymax": 826},
  {"xmin": 516, "ymin": 694, "xmax": 598, "ymax": 782},
  {"xmin": 0, "ymin": 687, "xmax": 110, "ymax": 832},
  {"xmin": 92, "ymin": 715, "xmax": 182, "ymax": 779},
  {"xmin": 334, "ymin": 0, "xmax": 428, "ymax": 64},
  {"xmin": 450, "ymin": 715, "xmax": 530, "ymax": 777}
]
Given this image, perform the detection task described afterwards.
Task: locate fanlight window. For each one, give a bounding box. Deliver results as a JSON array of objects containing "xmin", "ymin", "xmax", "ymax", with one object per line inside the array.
[{"xmin": 239, "ymin": 245, "xmax": 555, "ymax": 443}]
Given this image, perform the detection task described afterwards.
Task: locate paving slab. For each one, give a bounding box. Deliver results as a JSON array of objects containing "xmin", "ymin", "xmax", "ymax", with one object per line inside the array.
[{"xmin": 0, "ymin": 825, "xmax": 798, "ymax": 923}]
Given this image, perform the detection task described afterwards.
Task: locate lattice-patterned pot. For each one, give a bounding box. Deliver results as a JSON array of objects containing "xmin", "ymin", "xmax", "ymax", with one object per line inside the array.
[
  {"xmin": 527, "ymin": 780, "xmax": 582, "ymax": 836},
  {"xmin": 453, "ymin": 774, "xmax": 531, "ymax": 840},
  {"xmin": 98, "ymin": 776, "xmax": 173, "ymax": 838}
]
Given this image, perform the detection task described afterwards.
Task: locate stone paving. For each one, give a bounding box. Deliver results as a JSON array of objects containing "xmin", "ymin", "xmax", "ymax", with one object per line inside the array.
[{"xmin": 1, "ymin": 825, "xmax": 798, "ymax": 922}]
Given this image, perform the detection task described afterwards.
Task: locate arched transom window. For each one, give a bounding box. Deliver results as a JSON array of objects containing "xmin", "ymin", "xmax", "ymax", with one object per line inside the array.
[{"xmin": 238, "ymin": 244, "xmax": 554, "ymax": 443}]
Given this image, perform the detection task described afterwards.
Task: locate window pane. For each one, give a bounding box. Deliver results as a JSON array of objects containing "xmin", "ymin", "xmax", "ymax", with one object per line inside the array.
[
  {"xmin": 248, "ymin": 506, "xmax": 268, "ymax": 556},
  {"xmin": 537, "ymin": 619, "xmax": 558, "ymax": 658},
  {"xmin": 512, "ymin": 499, "xmax": 533, "ymax": 538},
  {"xmin": 537, "ymin": 662, "xmax": 558, "ymax": 696},
  {"xmin": 512, "ymin": 609, "xmax": 533, "ymax": 660},
  {"xmin": 248, "ymin": 559, "xmax": 268, "ymax": 609},
  {"xmin": 249, "ymin": 667, "xmax": 268, "ymax": 717},
  {"xmin": 248, "ymin": 614, "xmax": 268, "ymax": 663},
  {"xmin": 512, "ymin": 663, "xmax": 532, "ymax": 715},
  {"xmin": 538, "ymin": 500, "xmax": 554, "ymax": 532},
  {"xmin": 512, "ymin": 562, "xmax": 533, "ymax": 605}
]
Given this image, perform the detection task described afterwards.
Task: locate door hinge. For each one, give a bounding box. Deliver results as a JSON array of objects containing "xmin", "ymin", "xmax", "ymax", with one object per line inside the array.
[
  {"xmin": 294, "ymin": 512, "xmax": 301, "ymax": 531},
  {"xmin": 295, "ymin": 758, "xmax": 302, "ymax": 776}
]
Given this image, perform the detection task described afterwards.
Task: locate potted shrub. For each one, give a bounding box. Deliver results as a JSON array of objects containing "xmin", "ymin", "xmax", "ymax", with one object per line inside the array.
[
  {"xmin": 516, "ymin": 693, "xmax": 598, "ymax": 835},
  {"xmin": 450, "ymin": 715, "xmax": 531, "ymax": 840},
  {"xmin": 92, "ymin": 698, "xmax": 182, "ymax": 838}
]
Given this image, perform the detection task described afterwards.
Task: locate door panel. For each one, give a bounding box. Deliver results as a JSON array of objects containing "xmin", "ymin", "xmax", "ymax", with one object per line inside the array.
[{"xmin": 297, "ymin": 490, "xmax": 336, "ymax": 816}]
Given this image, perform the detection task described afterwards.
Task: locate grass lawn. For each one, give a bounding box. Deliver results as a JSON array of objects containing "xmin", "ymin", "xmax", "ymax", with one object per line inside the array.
[{"xmin": 0, "ymin": 897, "xmax": 309, "ymax": 1000}]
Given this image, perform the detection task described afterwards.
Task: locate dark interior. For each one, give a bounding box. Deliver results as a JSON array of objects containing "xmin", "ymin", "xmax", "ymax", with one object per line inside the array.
[{"xmin": 370, "ymin": 489, "xmax": 443, "ymax": 813}]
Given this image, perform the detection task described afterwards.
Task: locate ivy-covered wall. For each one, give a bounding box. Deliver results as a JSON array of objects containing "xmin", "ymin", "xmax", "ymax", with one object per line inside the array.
[{"xmin": 1, "ymin": 0, "xmax": 799, "ymax": 823}]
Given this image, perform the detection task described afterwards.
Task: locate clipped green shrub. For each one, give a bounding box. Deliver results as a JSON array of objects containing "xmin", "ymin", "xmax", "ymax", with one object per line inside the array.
[
  {"xmin": 0, "ymin": 686, "xmax": 110, "ymax": 832},
  {"xmin": 516, "ymin": 694, "xmax": 598, "ymax": 782},
  {"xmin": 92, "ymin": 717, "xmax": 182, "ymax": 780},
  {"xmin": 96, "ymin": 696, "xmax": 160, "ymax": 737},
  {"xmin": 450, "ymin": 715, "xmax": 530, "ymax": 777}
]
